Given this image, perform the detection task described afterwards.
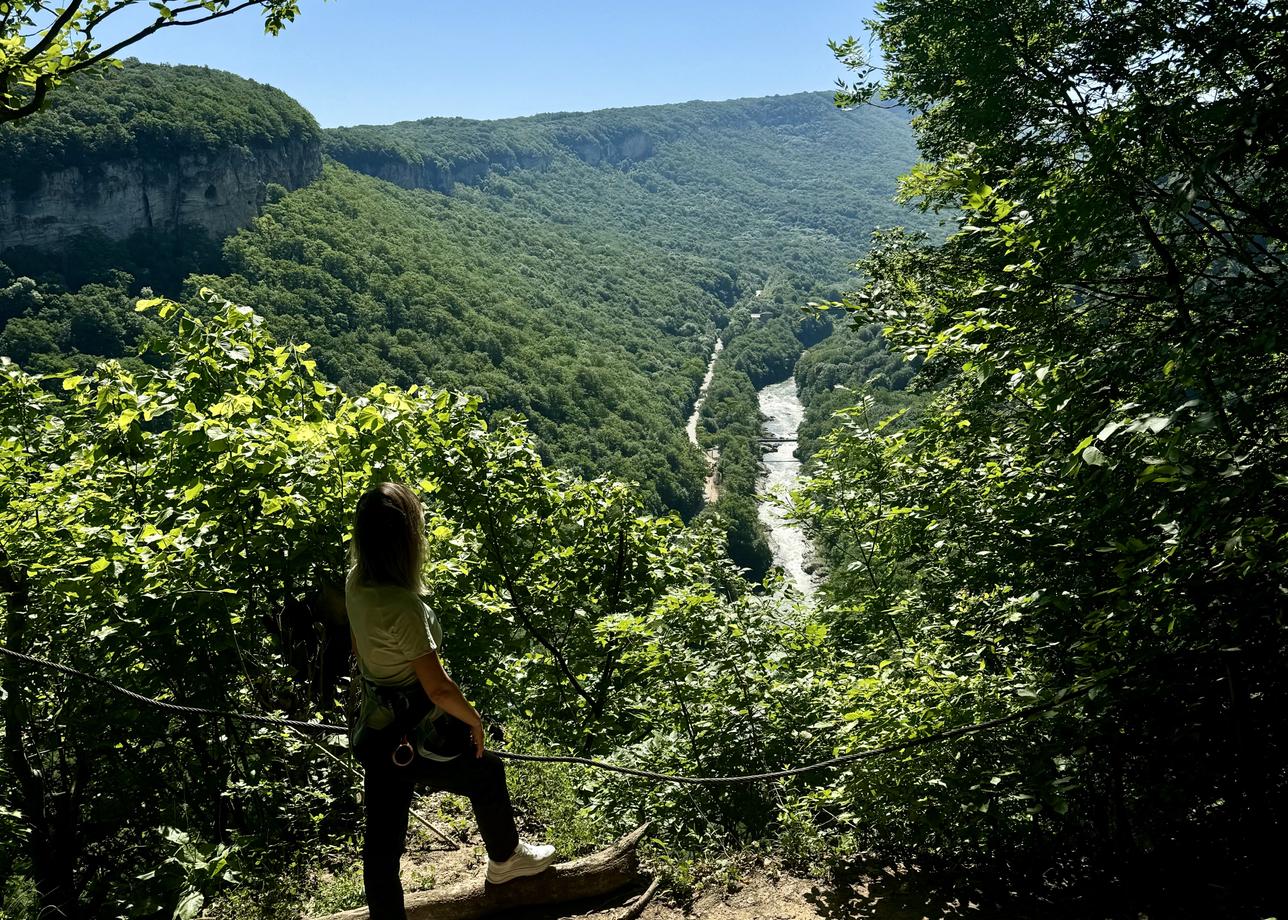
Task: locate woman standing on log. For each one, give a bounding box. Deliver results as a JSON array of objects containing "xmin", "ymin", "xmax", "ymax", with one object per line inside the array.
[{"xmin": 347, "ymin": 482, "xmax": 556, "ymax": 919}]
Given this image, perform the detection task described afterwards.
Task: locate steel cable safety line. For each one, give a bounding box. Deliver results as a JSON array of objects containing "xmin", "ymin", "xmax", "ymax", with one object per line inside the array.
[
  {"xmin": 0, "ymin": 643, "xmax": 348, "ymax": 733},
  {"xmin": 0, "ymin": 643, "xmax": 1092, "ymax": 786}
]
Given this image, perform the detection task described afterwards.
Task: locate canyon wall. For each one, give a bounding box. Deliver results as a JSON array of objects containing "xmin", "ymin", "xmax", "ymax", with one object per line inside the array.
[{"xmin": 0, "ymin": 137, "xmax": 321, "ymax": 253}]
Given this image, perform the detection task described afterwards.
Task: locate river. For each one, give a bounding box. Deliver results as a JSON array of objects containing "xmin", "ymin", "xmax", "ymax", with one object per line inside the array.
[
  {"xmin": 757, "ymin": 377, "xmax": 814, "ymax": 595},
  {"xmin": 686, "ymin": 340, "xmax": 815, "ymax": 593},
  {"xmin": 685, "ymin": 337, "xmax": 723, "ymax": 504}
]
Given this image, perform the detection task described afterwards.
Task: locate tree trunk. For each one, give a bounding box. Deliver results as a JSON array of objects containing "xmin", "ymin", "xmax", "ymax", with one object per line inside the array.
[
  {"xmin": 0, "ymin": 548, "xmax": 80, "ymax": 918},
  {"xmin": 311, "ymin": 823, "xmax": 651, "ymax": 920}
]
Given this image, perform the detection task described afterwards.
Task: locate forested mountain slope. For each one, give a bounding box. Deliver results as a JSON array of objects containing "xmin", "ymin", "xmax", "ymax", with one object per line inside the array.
[
  {"xmin": 0, "ymin": 65, "xmax": 927, "ymax": 518},
  {"xmin": 0, "ymin": 60, "xmax": 318, "ymax": 179},
  {"xmin": 6, "ymin": 2, "xmax": 1283, "ymax": 916},
  {"xmin": 0, "ymin": 65, "xmax": 936, "ymax": 917},
  {"xmin": 188, "ymin": 163, "xmax": 725, "ymax": 514},
  {"xmin": 327, "ymin": 91, "xmax": 924, "ymax": 283}
]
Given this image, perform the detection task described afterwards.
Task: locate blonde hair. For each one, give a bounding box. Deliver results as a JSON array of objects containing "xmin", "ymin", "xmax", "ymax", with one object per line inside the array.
[{"xmin": 349, "ymin": 482, "xmax": 427, "ymax": 592}]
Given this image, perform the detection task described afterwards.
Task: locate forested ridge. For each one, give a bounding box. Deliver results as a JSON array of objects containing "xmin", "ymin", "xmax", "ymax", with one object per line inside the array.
[
  {"xmin": 185, "ymin": 162, "xmax": 726, "ymax": 517},
  {"xmin": 2, "ymin": 2, "xmax": 1287, "ymax": 918},
  {"xmin": 326, "ymin": 91, "xmax": 924, "ymax": 282},
  {"xmin": 0, "ymin": 59, "xmax": 320, "ymax": 182},
  {"xmin": 1, "ymin": 64, "xmax": 932, "ymax": 553}
]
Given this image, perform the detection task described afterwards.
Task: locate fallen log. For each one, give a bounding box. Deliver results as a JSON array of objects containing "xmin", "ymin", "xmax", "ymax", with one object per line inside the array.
[{"xmin": 312, "ymin": 823, "xmax": 652, "ymax": 920}]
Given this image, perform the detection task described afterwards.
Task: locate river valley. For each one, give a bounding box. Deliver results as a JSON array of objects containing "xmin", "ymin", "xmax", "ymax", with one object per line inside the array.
[
  {"xmin": 686, "ymin": 334, "xmax": 816, "ymax": 594},
  {"xmin": 685, "ymin": 337, "xmax": 723, "ymax": 504}
]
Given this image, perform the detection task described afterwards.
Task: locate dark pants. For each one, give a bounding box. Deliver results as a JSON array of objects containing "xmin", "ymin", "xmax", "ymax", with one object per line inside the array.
[{"xmin": 360, "ymin": 747, "xmax": 520, "ymax": 919}]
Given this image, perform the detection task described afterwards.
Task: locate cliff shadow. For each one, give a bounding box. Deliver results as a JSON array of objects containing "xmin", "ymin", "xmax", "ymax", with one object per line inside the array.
[{"xmin": 1, "ymin": 222, "xmax": 225, "ymax": 297}]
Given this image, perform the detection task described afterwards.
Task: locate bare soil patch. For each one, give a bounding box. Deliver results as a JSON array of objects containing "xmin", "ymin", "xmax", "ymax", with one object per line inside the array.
[{"xmin": 395, "ymin": 812, "xmax": 1007, "ymax": 920}]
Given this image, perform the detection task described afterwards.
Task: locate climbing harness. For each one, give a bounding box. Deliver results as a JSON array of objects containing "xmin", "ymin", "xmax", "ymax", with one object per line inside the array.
[
  {"xmin": 352, "ymin": 675, "xmax": 429, "ymax": 764},
  {"xmin": 0, "ymin": 644, "xmax": 1092, "ymax": 785},
  {"xmin": 352, "ymin": 675, "xmax": 473, "ymax": 766}
]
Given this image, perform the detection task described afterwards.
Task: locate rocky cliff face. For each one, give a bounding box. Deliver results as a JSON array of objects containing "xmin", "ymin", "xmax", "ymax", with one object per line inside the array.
[
  {"xmin": 327, "ymin": 128, "xmax": 654, "ymax": 195},
  {"xmin": 0, "ymin": 137, "xmax": 321, "ymax": 252},
  {"xmin": 331, "ymin": 147, "xmax": 553, "ymax": 195},
  {"xmin": 558, "ymin": 128, "xmax": 654, "ymax": 167}
]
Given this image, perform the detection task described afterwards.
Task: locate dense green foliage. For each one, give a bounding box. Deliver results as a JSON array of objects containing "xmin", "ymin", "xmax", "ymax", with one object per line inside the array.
[
  {"xmin": 0, "ymin": 297, "xmax": 841, "ymax": 918},
  {"xmin": 186, "ymin": 163, "xmax": 726, "ymax": 515},
  {"xmin": 0, "ymin": 268, "xmax": 153, "ymax": 374},
  {"xmin": 794, "ymin": 319, "xmax": 922, "ymax": 457},
  {"xmin": 8, "ymin": 228, "xmax": 226, "ymax": 298},
  {"xmin": 0, "ymin": 59, "xmax": 319, "ymax": 183},
  {"xmin": 3, "ymin": 2, "xmax": 1280, "ymax": 914},
  {"xmin": 798, "ymin": 0, "xmax": 1287, "ymax": 911},
  {"xmin": 0, "ymin": 70, "xmax": 929, "ymax": 550},
  {"xmin": 323, "ymin": 92, "xmax": 933, "ymax": 555}
]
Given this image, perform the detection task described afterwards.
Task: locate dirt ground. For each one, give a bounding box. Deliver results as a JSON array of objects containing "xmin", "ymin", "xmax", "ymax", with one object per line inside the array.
[
  {"xmin": 394, "ymin": 807, "xmax": 1006, "ymax": 920},
  {"xmin": 373, "ymin": 790, "xmax": 1261, "ymax": 920}
]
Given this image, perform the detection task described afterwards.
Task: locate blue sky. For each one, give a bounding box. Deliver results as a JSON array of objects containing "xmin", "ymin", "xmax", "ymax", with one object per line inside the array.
[{"xmin": 103, "ymin": 0, "xmax": 878, "ymax": 127}]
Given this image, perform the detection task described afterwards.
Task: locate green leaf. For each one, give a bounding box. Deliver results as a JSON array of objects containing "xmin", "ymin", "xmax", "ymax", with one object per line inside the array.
[
  {"xmin": 1081, "ymin": 445, "xmax": 1107, "ymax": 467},
  {"xmin": 173, "ymin": 890, "xmax": 204, "ymax": 920}
]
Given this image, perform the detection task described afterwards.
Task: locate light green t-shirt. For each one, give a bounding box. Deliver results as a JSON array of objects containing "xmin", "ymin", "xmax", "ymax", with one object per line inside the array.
[{"xmin": 346, "ymin": 566, "xmax": 443, "ymax": 688}]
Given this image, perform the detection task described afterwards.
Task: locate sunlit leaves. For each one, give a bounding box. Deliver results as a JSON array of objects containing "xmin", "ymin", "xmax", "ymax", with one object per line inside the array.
[
  {"xmin": 0, "ymin": 2, "xmax": 304, "ymax": 126},
  {"xmin": 0, "ymin": 292, "xmax": 761, "ymax": 908},
  {"xmin": 804, "ymin": 0, "xmax": 1288, "ymax": 876}
]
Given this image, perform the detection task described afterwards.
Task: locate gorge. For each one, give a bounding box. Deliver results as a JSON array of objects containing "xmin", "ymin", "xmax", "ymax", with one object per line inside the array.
[
  {"xmin": 3, "ymin": 5, "xmax": 1282, "ymax": 918},
  {"xmin": 0, "ymin": 59, "xmax": 927, "ymax": 917},
  {"xmin": 0, "ymin": 61, "xmax": 932, "ymax": 566}
]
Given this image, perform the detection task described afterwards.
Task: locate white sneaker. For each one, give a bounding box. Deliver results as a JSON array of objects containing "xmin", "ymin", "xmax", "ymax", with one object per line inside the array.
[{"xmin": 485, "ymin": 839, "xmax": 557, "ymax": 884}]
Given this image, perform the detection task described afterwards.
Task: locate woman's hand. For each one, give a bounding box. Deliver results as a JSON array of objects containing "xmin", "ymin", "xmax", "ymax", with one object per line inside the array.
[{"xmin": 466, "ymin": 711, "xmax": 485, "ymax": 758}]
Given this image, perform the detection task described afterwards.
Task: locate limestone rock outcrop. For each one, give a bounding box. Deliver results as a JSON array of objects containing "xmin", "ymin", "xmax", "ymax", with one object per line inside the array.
[
  {"xmin": 559, "ymin": 127, "xmax": 654, "ymax": 166},
  {"xmin": 326, "ymin": 127, "xmax": 654, "ymax": 195},
  {"xmin": 329, "ymin": 147, "xmax": 552, "ymax": 195},
  {"xmin": 0, "ymin": 137, "xmax": 321, "ymax": 252}
]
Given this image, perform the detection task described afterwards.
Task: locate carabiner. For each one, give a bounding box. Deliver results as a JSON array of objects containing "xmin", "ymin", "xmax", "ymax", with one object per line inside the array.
[{"xmin": 392, "ymin": 735, "xmax": 415, "ymax": 768}]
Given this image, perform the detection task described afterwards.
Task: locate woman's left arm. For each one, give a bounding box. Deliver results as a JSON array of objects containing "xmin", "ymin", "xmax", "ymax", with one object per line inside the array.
[{"xmin": 410, "ymin": 652, "xmax": 485, "ymax": 758}]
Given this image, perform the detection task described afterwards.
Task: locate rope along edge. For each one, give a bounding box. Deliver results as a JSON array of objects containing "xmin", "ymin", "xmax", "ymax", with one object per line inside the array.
[{"xmin": 0, "ymin": 644, "xmax": 1090, "ymax": 785}]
